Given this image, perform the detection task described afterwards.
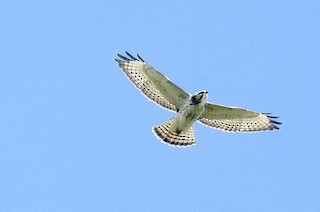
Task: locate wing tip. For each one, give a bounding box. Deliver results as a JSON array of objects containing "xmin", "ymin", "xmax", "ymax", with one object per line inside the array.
[
  {"xmin": 137, "ymin": 54, "xmax": 145, "ymax": 62},
  {"xmin": 263, "ymin": 112, "xmax": 281, "ymax": 130},
  {"xmin": 116, "ymin": 53, "xmax": 131, "ymax": 61},
  {"xmin": 115, "ymin": 52, "xmax": 145, "ymax": 63},
  {"xmin": 271, "ymin": 120, "xmax": 282, "ymax": 125},
  {"xmin": 125, "ymin": 51, "xmax": 138, "ymax": 61}
]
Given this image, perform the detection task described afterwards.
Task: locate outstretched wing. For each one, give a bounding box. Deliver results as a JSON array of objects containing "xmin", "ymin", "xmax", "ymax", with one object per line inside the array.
[
  {"xmin": 198, "ymin": 102, "xmax": 281, "ymax": 132},
  {"xmin": 114, "ymin": 52, "xmax": 190, "ymax": 112}
]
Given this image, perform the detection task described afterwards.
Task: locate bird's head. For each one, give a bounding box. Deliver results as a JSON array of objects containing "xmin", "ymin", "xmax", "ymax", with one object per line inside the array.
[{"xmin": 191, "ymin": 90, "xmax": 208, "ymax": 105}]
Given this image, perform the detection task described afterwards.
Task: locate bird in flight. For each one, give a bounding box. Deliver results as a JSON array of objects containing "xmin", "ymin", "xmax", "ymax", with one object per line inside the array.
[{"xmin": 114, "ymin": 52, "xmax": 281, "ymax": 147}]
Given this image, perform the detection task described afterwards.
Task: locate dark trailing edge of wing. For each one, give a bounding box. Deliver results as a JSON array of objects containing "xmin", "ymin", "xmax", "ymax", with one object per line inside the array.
[{"xmin": 262, "ymin": 112, "xmax": 282, "ymax": 130}]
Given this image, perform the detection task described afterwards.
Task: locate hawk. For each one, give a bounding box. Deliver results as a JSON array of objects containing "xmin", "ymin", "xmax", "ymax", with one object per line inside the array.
[{"xmin": 114, "ymin": 52, "xmax": 281, "ymax": 147}]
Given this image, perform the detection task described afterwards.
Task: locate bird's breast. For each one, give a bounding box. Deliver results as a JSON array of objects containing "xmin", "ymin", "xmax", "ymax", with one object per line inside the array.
[{"xmin": 172, "ymin": 103, "xmax": 206, "ymax": 133}]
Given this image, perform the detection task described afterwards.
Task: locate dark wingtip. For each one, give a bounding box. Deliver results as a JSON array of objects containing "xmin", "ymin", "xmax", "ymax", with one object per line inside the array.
[
  {"xmin": 125, "ymin": 51, "xmax": 138, "ymax": 61},
  {"xmin": 272, "ymin": 125, "xmax": 280, "ymax": 130},
  {"xmin": 116, "ymin": 52, "xmax": 145, "ymax": 62},
  {"xmin": 271, "ymin": 120, "xmax": 282, "ymax": 125},
  {"xmin": 267, "ymin": 115, "xmax": 279, "ymax": 119},
  {"xmin": 262, "ymin": 112, "xmax": 282, "ymax": 129},
  {"xmin": 117, "ymin": 53, "xmax": 131, "ymax": 61},
  {"xmin": 137, "ymin": 54, "xmax": 145, "ymax": 62}
]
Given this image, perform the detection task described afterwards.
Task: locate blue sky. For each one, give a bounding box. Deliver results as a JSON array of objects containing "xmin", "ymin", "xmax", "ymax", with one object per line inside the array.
[{"xmin": 1, "ymin": 0, "xmax": 319, "ymax": 211}]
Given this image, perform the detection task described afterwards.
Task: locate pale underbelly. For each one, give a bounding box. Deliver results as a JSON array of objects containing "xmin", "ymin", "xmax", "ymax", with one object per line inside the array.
[{"xmin": 171, "ymin": 104, "xmax": 205, "ymax": 133}]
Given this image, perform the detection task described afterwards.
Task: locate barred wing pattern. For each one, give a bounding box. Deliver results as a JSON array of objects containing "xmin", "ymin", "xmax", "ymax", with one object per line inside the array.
[
  {"xmin": 199, "ymin": 103, "xmax": 281, "ymax": 132},
  {"xmin": 114, "ymin": 52, "xmax": 190, "ymax": 112}
]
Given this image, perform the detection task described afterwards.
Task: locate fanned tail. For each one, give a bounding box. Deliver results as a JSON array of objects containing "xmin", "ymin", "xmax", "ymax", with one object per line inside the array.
[{"xmin": 152, "ymin": 119, "xmax": 196, "ymax": 147}]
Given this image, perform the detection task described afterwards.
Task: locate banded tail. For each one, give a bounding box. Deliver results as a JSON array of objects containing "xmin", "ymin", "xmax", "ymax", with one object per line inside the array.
[{"xmin": 152, "ymin": 119, "xmax": 196, "ymax": 147}]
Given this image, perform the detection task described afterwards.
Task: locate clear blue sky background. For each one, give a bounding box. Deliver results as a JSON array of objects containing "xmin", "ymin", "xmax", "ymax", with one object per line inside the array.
[{"xmin": 1, "ymin": 0, "xmax": 319, "ymax": 211}]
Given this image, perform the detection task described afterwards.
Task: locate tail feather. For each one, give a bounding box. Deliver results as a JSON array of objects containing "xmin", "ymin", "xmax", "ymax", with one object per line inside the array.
[{"xmin": 152, "ymin": 119, "xmax": 196, "ymax": 147}]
